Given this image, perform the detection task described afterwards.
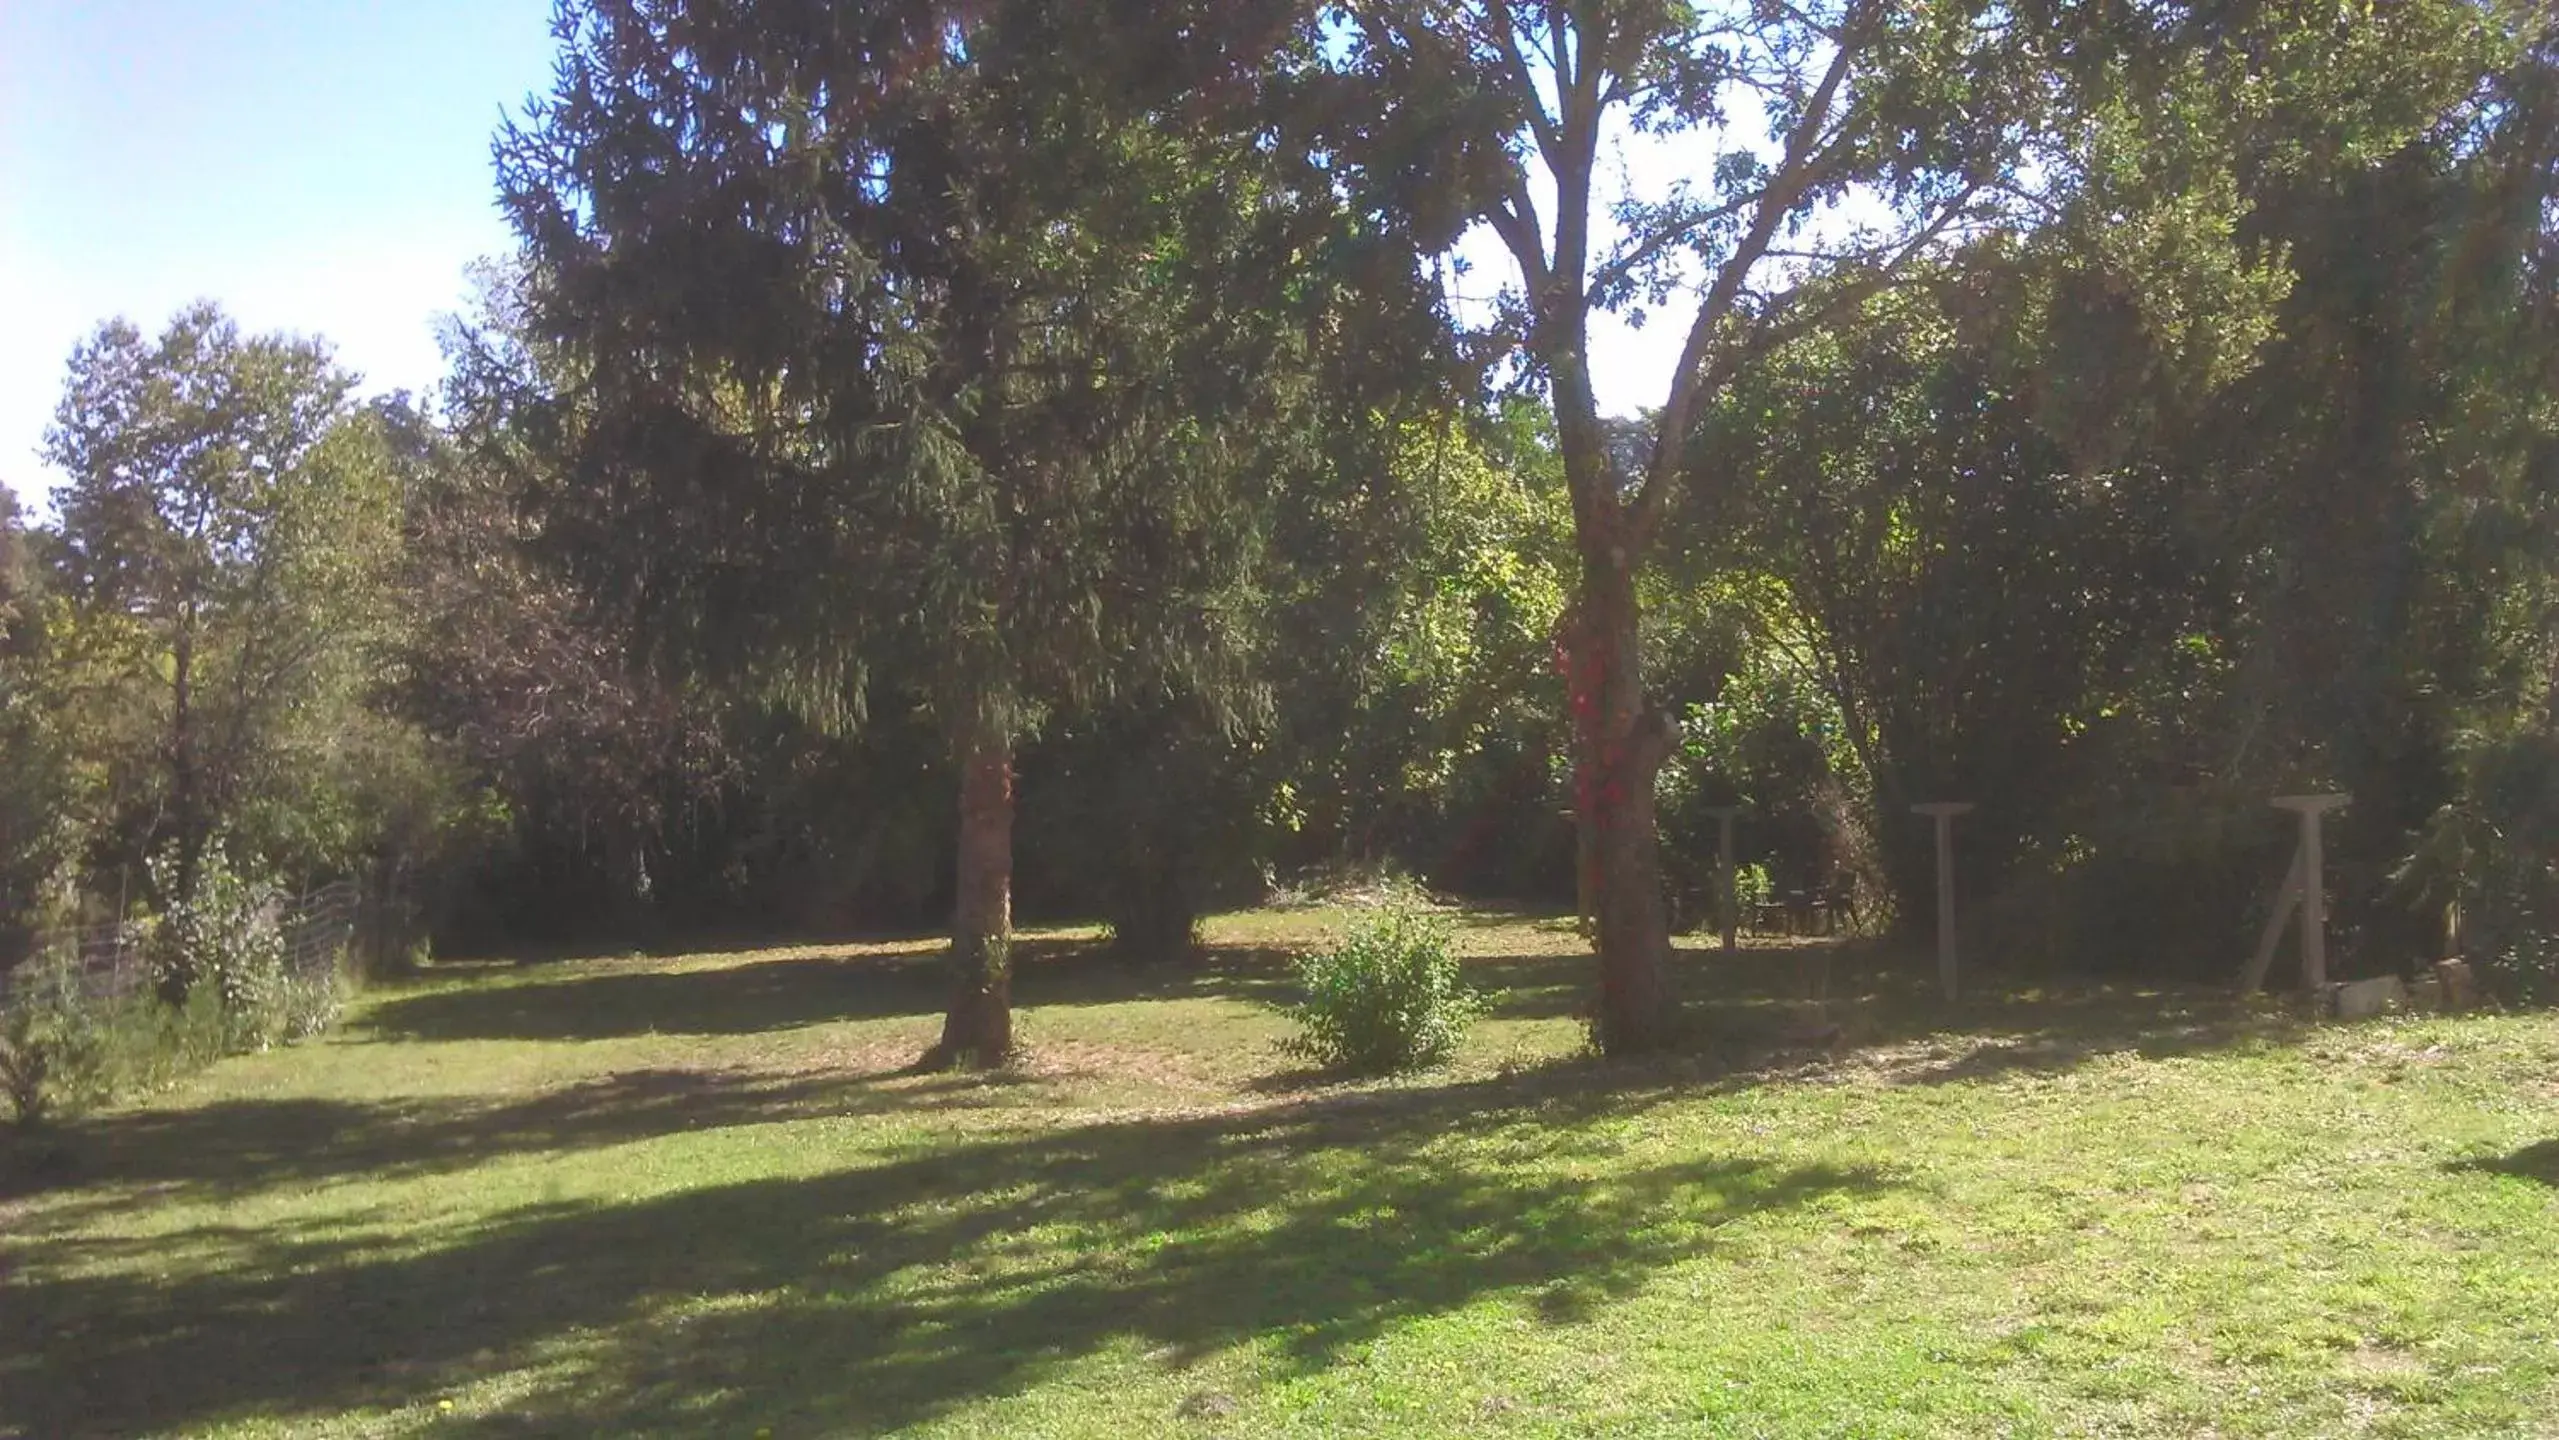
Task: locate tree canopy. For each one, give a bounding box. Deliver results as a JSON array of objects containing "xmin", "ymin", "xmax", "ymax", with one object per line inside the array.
[{"xmin": 5, "ymin": 0, "xmax": 2557, "ymax": 1037}]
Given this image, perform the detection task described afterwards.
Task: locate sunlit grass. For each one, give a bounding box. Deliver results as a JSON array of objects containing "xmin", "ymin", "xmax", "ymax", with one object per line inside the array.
[{"xmin": 4, "ymin": 906, "xmax": 2556, "ymax": 1437}]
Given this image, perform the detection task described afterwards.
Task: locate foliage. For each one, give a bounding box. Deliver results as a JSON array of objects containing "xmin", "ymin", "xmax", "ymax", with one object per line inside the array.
[
  {"xmin": 0, "ymin": 956, "xmax": 254, "ymax": 1129},
  {"xmin": 0, "ymin": 549, "xmax": 76, "ymax": 966},
  {"xmin": 2, "ymin": 842, "xmax": 340, "ymax": 1125},
  {"xmin": 1733, "ymin": 862, "xmax": 1775, "ymax": 925},
  {"xmin": 40, "ymin": 303, "xmax": 407, "ymax": 916},
  {"xmin": 145, "ymin": 844, "xmax": 293, "ymax": 1050},
  {"xmin": 0, "ymin": 955, "xmax": 109, "ymax": 1127},
  {"xmin": 1281, "ymin": 906, "xmax": 1481, "ymax": 1075},
  {"xmin": 2403, "ymin": 728, "xmax": 2559, "ymax": 1003},
  {"xmin": 1671, "ymin": 10, "xmax": 2559, "ymax": 971},
  {"xmin": 1245, "ymin": 407, "xmax": 1576, "ymax": 900}
]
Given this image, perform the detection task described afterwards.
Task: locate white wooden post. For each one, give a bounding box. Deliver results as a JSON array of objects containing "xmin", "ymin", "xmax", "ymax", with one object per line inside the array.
[
  {"xmin": 1705, "ymin": 805, "xmax": 1746, "ymax": 955},
  {"xmin": 1913, "ymin": 803, "xmax": 1975, "ymax": 1002},
  {"xmin": 2237, "ymin": 847, "xmax": 2306, "ymax": 996},
  {"xmin": 2272, "ymin": 794, "xmax": 2349, "ymax": 1001}
]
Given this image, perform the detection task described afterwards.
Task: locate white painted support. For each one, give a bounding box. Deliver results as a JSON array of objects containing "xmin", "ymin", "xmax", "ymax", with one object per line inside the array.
[
  {"xmin": 1704, "ymin": 806, "xmax": 1746, "ymax": 955},
  {"xmin": 2272, "ymin": 794, "xmax": 2349, "ymax": 1003},
  {"xmin": 1913, "ymin": 803, "xmax": 1975, "ymax": 1002},
  {"xmin": 2237, "ymin": 847, "xmax": 2306, "ymax": 996}
]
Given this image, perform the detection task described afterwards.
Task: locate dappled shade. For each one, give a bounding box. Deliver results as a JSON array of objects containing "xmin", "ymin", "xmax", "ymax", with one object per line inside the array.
[{"xmin": 4, "ymin": 1071, "xmax": 1886, "ymax": 1437}]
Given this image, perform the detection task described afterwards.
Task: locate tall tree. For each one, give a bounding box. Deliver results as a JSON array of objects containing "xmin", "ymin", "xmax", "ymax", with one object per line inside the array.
[
  {"xmin": 1680, "ymin": 3, "xmax": 2552, "ymax": 972},
  {"xmin": 0, "ymin": 489, "xmax": 68, "ymax": 965},
  {"xmin": 44, "ymin": 305, "xmax": 399, "ymax": 938},
  {"xmin": 1303, "ymin": 0, "xmax": 2066, "ymax": 1050},
  {"xmin": 497, "ymin": 0, "xmax": 1405, "ymax": 1064}
]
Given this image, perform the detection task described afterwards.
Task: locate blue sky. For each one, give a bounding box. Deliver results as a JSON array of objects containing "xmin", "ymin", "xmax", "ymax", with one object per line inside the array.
[
  {"xmin": 1, "ymin": 2, "xmax": 1709, "ymax": 508},
  {"xmin": 1, "ymin": 0, "xmax": 561, "ymax": 503}
]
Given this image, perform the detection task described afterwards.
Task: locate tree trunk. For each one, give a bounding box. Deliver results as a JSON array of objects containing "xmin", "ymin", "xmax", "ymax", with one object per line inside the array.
[
  {"xmin": 1547, "ymin": 300, "xmax": 1680, "ymax": 1054},
  {"xmin": 158, "ymin": 612, "xmax": 202, "ymax": 1008},
  {"xmin": 1571, "ymin": 556, "xmax": 1681, "ymax": 1054},
  {"xmin": 923, "ymin": 725, "xmax": 1015, "ymax": 1069}
]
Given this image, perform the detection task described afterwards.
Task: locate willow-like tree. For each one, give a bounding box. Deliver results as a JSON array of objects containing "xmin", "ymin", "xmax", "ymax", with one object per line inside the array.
[{"xmin": 497, "ymin": 0, "xmax": 1400, "ymax": 1065}]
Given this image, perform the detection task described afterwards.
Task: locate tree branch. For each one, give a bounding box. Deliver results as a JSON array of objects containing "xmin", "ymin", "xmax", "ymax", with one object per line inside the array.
[
  {"xmin": 1623, "ymin": 24, "xmax": 1866, "ymax": 557},
  {"xmin": 1486, "ymin": 192, "xmax": 1550, "ymax": 295},
  {"xmin": 1588, "ymin": 192, "xmax": 1758, "ymax": 302},
  {"xmin": 1483, "ymin": 0, "xmax": 1564, "ymax": 171}
]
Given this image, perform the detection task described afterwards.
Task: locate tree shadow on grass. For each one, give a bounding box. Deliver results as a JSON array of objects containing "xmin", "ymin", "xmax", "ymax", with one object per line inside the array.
[
  {"xmin": 1462, "ymin": 935, "xmax": 2308, "ymax": 1086},
  {"xmin": 359, "ymin": 937, "xmax": 1299, "ymax": 1044},
  {"xmin": 0, "ymin": 1065, "xmax": 1045, "ymax": 1219},
  {"xmin": 1, "ymin": 1078, "xmax": 1893, "ymax": 1438},
  {"xmin": 2447, "ymin": 1139, "xmax": 2559, "ymax": 1187}
]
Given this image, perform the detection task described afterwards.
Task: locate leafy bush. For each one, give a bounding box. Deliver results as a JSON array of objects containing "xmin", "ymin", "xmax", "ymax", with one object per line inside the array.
[
  {"xmin": 1734, "ymin": 862, "xmax": 1774, "ymax": 923},
  {"xmin": 277, "ymin": 969, "xmax": 345, "ymax": 1042},
  {"xmin": 1281, "ymin": 906, "xmax": 1480, "ymax": 1075},
  {"xmin": 2402, "ymin": 729, "xmax": 2559, "ymax": 1004},
  {"xmin": 0, "ymin": 956, "xmax": 110, "ymax": 1127},
  {"xmin": 147, "ymin": 845, "xmax": 293, "ymax": 1049}
]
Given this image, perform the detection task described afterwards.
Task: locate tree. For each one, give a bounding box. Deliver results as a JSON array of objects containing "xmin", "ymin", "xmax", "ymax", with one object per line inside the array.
[
  {"xmin": 1678, "ymin": 3, "xmax": 2554, "ymax": 974},
  {"xmin": 1303, "ymin": 0, "xmax": 2067, "ymax": 1050},
  {"xmin": 43, "ymin": 304, "xmax": 400, "ymax": 982},
  {"xmin": 495, "ymin": 0, "xmax": 1407, "ymax": 1064},
  {"xmin": 0, "ymin": 489, "xmax": 70, "ymax": 966},
  {"xmin": 1286, "ymin": 0, "xmax": 2553, "ymax": 1047}
]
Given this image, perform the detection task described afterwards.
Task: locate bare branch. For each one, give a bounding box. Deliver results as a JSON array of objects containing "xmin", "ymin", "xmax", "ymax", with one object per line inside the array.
[
  {"xmin": 1483, "ymin": 0, "xmax": 1564, "ymax": 170},
  {"xmin": 1588, "ymin": 192, "xmax": 1758, "ymax": 302},
  {"xmin": 1623, "ymin": 25, "xmax": 1866, "ymax": 556},
  {"xmin": 1486, "ymin": 192, "xmax": 1551, "ymax": 295}
]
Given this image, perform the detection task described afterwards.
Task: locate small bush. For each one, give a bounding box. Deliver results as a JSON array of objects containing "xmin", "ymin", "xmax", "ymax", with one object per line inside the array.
[
  {"xmin": 107, "ymin": 986, "xmax": 233, "ymax": 1093},
  {"xmin": 1281, "ymin": 906, "xmax": 1480, "ymax": 1075},
  {"xmin": 277, "ymin": 969, "xmax": 344, "ymax": 1042},
  {"xmin": 1734, "ymin": 862, "xmax": 1774, "ymax": 922},
  {"xmin": 0, "ymin": 956, "xmax": 110, "ymax": 1128}
]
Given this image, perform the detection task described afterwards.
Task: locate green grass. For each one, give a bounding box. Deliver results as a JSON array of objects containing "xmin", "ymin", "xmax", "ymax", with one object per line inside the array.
[{"xmin": 4, "ymin": 906, "xmax": 2557, "ymax": 1438}]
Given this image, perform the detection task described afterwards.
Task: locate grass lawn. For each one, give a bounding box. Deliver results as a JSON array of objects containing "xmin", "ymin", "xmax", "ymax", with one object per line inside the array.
[{"xmin": 4, "ymin": 906, "xmax": 2557, "ymax": 1438}]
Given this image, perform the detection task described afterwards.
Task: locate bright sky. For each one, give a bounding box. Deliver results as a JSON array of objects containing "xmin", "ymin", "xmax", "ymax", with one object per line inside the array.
[
  {"xmin": 0, "ymin": 2, "xmax": 1713, "ymax": 509},
  {"xmin": 0, "ymin": 0, "xmax": 561, "ymax": 505}
]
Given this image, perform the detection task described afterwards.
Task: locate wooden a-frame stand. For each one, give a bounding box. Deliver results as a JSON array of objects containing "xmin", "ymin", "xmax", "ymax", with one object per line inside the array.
[{"xmin": 2237, "ymin": 793, "xmax": 2350, "ymax": 1001}]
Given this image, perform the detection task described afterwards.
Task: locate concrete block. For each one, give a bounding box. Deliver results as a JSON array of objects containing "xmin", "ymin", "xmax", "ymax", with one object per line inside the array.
[{"xmin": 2331, "ymin": 975, "xmax": 2406, "ymax": 1020}]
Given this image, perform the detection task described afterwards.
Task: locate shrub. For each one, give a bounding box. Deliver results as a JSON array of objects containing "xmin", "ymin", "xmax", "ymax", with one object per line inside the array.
[
  {"xmin": 0, "ymin": 955, "xmax": 110, "ymax": 1128},
  {"xmin": 147, "ymin": 845, "xmax": 293, "ymax": 1049},
  {"xmin": 1733, "ymin": 862, "xmax": 1774, "ymax": 922},
  {"xmin": 277, "ymin": 969, "xmax": 344, "ymax": 1042},
  {"xmin": 1281, "ymin": 906, "xmax": 1480, "ymax": 1075}
]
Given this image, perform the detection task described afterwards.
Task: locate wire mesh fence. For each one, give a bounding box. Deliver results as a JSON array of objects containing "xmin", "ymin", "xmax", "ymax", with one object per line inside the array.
[{"xmin": 0, "ymin": 879, "xmax": 361, "ymax": 1008}]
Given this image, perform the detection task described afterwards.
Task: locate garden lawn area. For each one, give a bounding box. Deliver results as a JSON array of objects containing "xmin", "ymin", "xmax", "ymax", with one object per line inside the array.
[{"xmin": 4, "ymin": 907, "xmax": 2558, "ymax": 1439}]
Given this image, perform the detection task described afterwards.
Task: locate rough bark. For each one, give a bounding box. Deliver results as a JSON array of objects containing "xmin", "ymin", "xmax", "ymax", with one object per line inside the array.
[
  {"xmin": 1568, "ymin": 554, "xmax": 1681, "ymax": 1053},
  {"xmin": 922, "ymin": 725, "xmax": 1015, "ymax": 1069},
  {"xmin": 1526, "ymin": 296, "xmax": 1678, "ymax": 1052}
]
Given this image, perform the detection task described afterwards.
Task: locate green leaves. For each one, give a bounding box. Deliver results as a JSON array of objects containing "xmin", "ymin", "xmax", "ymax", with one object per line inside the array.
[
  {"xmin": 38, "ymin": 304, "xmax": 403, "ymax": 895},
  {"xmin": 502, "ymin": 0, "xmax": 1367, "ymax": 750},
  {"xmin": 1281, "ymin": 904, "xmax": 1483, "ymax": 1075}
]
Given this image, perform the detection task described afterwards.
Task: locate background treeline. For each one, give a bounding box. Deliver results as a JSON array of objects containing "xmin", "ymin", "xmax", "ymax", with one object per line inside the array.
[{"xmin": 4, "ymin": 0, "xmax": 2557, "ymax": 1018}]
